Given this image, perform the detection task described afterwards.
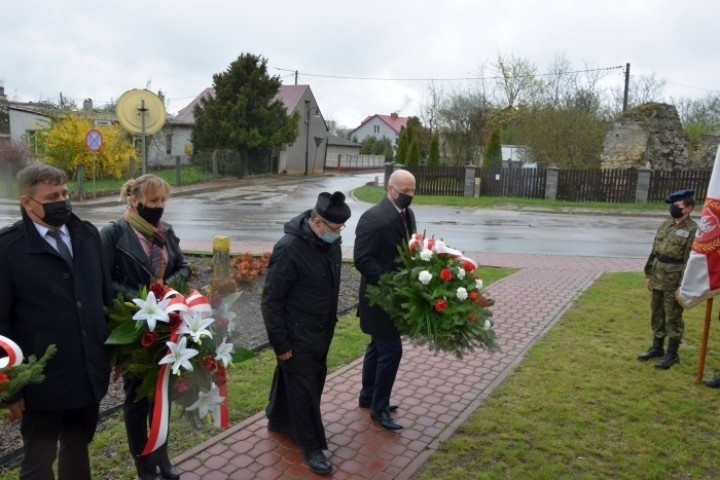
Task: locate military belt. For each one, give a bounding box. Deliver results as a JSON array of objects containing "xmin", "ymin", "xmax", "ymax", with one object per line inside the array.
[{"xmin": 656, "ymin": 254, "xmax": 684, "ymax": 265}]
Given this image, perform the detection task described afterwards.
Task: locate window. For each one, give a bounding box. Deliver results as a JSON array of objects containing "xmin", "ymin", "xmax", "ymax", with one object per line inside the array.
[
  {"xmin": 373, "ymin": 125, "xmax": 380, "ymax": 134},
  {"xmin": 166, "ymin": 134, "xmax": 172, "ymax": 155}
]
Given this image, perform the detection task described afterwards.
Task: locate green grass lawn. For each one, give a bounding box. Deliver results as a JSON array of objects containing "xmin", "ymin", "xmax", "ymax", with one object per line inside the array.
[
  {"xmin": 416, "ymin": 271, "xmax": 720, "ymax": 480},
  {"xmin": 353, "ymin": 185, "xmax": 669, "ymax": 213}
]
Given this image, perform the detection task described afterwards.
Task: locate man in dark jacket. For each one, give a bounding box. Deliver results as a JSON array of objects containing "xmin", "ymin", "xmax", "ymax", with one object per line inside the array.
[
  {"xmin": 354, "ymin": 169, "xmax": 416, "ymax": 431},
  {"xmin": 0, "ymin": 164, "xmax": 113, "ymax": 480},
  {"xmin": 262, "ymin": 191, "xmax": 351, "ymax": 476}
]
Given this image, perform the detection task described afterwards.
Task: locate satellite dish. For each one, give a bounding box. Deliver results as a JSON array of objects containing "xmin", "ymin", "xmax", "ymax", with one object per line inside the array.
[{"xmin": 115, "ymin": 89, "xmax": 166, "ymax": 136}]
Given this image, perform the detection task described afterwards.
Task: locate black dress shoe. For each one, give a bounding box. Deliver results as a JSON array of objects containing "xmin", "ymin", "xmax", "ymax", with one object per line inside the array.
[
  {"xmin": 359, "ymin": 401, "xmax": 399, "ymax": 411},
  {"xmin": 155, "ymin": 446, "xmax": 181, "ymax": 480},
  {"xmin": 703, "ymin": 375, "xmax": 720, "ymax": 388},
  {"xmin": 371, "ymin": 411, "xmax": 403, "ymax": 431},
  {"xmin": 303, "ymin": 448, "xmax": 333, "ymax": 476}
]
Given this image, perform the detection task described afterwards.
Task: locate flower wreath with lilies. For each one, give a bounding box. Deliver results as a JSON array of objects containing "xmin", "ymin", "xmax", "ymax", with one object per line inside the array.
[{"xmin": 106, "ymin": 282, "xmax": 251, "ymax": 454}]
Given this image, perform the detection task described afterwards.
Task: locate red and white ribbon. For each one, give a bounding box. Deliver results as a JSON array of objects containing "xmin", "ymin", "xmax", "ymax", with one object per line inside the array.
[
  {"xmin": 408, "ymin": 233, "xmax": 478, "ymax": 271},
  {"xmin": 212, "ymin": 367, "xmax": 230, "ymax": 429},
  {"xmin": 0, "ymin": 335, "xmax": 23, "ymax": 369}
]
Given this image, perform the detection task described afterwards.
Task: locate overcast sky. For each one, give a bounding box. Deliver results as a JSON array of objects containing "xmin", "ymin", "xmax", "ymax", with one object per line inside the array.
[{"xmin": 2, "ymin": 0, "xmax": 718, "ymax": 129}]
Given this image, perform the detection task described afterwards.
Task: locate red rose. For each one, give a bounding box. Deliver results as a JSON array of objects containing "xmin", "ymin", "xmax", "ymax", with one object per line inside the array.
[
  {"xmin": 434, "ymin": 299, "xmax": 447, "ymax": 312},
  {"xmin": 463, "ymin": 261, "xmax": 476, "ymax": 272},
  {"xmin": 174, "ymin": 378, "xmax": 189, "ymax": 394},
  {"xmin": 149, "ymin": 282, "xmax": 165, "ymax": 298},
  {"xmin": 0, "ymin": 371, "xmax": 9, "ymax": 383},
  {"xmin": 439, "ymin": 268, "xmax": 453, "ymax": 282},
  {"xmin": 469, "ymin": 291, "xmax": 480, "ymax": 302},
  {"xmin": 479, "ymin": 296, "xmax": 490, "ymax": 308},
  {"xmin": 214, "ymin": 367, "xmax": 227, "ymax": 386},
  {"xmin": 140, "ymin": 331, "xmax": 158, "ymax": 348},
  {"xmin": 203, "ymin": 355, "xmax": 218, "ymax": 373},
  {"xmin": 214, "ymin": 316, "xmax": 229, "ymax": 332},
  {"xmin": 168, "ymin": 312, "xmax": 183, "ymax": 332}
]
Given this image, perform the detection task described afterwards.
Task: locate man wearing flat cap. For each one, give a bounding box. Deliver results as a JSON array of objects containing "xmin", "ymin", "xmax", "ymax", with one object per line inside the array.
[
  {"xmin": 639, "ymin": 189, "xmax": 697, "ymax": 369},
  {"xmin": 261, "ymin": 191, "xmax": 351, "ymax": 476}
]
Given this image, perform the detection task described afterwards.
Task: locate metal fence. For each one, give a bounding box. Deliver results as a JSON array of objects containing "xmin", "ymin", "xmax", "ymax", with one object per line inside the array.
[
  {"xmin": 191, "ymin": 149, "xmax": 275, "ymax": 177},
  {"xmin": 410, "ymin": 166, "xmax": 466, "ymax": 196},
  {"xmin": 478, "ymin": 167, "xmax": 547, "ymax": 198},
  {"xmin": 556, "ymin": 168, "xmax": 638, "ymax": 203}
]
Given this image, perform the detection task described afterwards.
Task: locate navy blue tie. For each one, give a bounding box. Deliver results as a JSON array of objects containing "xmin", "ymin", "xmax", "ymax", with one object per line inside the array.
[{"xmin": 47, "ymin": 230, "xmax": 73, "ymax": 267}]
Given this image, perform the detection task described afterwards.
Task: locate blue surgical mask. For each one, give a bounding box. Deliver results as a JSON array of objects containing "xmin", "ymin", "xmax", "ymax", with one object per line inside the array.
[{"xmin": 321, "ymin": 232, "xmax": 340, "ymax": 244}]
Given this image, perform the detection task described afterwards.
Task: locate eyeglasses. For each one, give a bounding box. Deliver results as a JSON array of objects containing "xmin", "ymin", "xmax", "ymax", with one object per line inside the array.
[{"xmin": 319, "ymin": 217, "xmax": 346, "ymax": 233}]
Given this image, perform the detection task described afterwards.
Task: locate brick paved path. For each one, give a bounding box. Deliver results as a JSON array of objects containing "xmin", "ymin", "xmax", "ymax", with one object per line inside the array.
[{"xmin": 172, "ymin": 244, "xmax": 644, "ymax": 479}]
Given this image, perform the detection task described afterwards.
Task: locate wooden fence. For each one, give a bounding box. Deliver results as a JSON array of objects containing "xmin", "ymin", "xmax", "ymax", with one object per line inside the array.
[
  {"xmin": 556, "ymin": 168, "xmax": 637, "ymax": 203},
  {"xmin": 406, "ymin": 165, "xmax": 714, "ymax": 202},
  {"xmin": 411, "ymin": 166, "xmax": 466, "ymax": 196},
  {"xmin": 649, "ymin": 169, "xmax": 711, "ymax": 203}
]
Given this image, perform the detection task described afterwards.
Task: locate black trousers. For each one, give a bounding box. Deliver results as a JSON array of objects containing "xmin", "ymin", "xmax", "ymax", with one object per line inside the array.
[
  {"xmin": 360, "ymin": 334, "xmax": 403, "ymax": 414},
  {"xmin": 19, "ymin": 403, "xmax": 99, "ymax": 480}
]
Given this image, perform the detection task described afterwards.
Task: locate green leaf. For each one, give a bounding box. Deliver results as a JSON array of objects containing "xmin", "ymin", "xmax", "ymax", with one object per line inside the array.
[
  {"xmin": 232, "ymin": 347, "xmax": 255, "ymax": 363},
  {"xmin": 106, "ymin": 320, "xmax": 144, "ymax": 345}
]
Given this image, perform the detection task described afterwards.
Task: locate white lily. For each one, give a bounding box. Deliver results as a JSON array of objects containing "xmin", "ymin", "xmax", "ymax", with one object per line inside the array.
[
  {"xmin": 158, "ymin": 336, "xmax": 199, "ymax": 375},
  {"xmin": 132, "ymin": 291, "xmax": 170, "ymax": 332},
  {"xmin": 214, "ymin": 337, "xmax": 234, "ymax": 368},
  {"xmin": 186, "ymin": 383, "xmax": 225, "ymax": 420},
  {"xmin": 177, "ymin": 311, "xmax": 215, "ymax": 344}
]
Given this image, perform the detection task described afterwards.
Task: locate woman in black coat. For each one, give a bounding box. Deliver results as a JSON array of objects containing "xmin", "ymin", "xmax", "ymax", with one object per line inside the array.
[{"xmin": 100, "ymin": 174, "xmax": 189, "ymax": 480}]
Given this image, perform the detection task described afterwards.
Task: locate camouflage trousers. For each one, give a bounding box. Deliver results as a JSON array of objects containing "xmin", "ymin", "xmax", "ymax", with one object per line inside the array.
[{"xmin": 650, "ymin": 289, "xmax": 684, "ymax": 339}]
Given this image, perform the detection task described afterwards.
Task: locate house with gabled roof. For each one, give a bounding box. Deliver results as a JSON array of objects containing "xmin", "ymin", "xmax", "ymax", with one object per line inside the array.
[
  {"xmin": 349, "ymin": 112, "xmax": 408, "ymax": 146},
  {"xmin": 168, "ymin": 84, "xmax": 327, "ymax": 175}
]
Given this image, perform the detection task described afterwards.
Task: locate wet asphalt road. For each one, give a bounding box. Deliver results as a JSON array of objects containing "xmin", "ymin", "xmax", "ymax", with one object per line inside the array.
[{"xmin": 0, "ymin": 172, "xmax": 659, "ymax": 258}]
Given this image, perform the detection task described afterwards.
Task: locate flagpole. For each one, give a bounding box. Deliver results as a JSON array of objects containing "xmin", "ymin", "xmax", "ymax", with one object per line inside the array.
[{"xmin": 696, "ymin": 298, "xmax": 713, "ymax": 384}]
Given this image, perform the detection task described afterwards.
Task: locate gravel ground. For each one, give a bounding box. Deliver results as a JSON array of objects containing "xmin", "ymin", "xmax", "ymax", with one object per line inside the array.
[{"xmin": 0, "ymin": 254, "xmax": 362, "ymax": 468}]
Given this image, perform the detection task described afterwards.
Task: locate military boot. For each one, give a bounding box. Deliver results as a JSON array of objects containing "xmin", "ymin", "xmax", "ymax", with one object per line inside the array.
[
  {"xmin": 655, "ymin": 338, "xmax": 680, "ymax": 369},
  {"xmin": 133, "ymin": 455, "xmax": 160, "ymax": 480},
  {"xmin": 637, "ymin": 337, "xmax": 664, "ymax": 360}
]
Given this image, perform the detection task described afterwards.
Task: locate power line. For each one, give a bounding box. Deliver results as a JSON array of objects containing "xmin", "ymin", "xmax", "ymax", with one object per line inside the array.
[{"xmin": 273, "ymin": 65, "xmax": 625, "ymax": 82}]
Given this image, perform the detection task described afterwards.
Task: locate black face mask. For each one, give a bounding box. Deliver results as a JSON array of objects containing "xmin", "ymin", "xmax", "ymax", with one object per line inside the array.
[
  {"xmin": 137, "ymin": 203, "xmax": 164, "ymax": 225},
  {"xmin": 33, "ymin": 199, "xmax": 72, "ymax": 227},
  {"xmin": 670, "ymin": 204, "xmax": 684, "ymax": 219},
  {"xmin": 394, "ymin": 192, "xmax": 413, "ymax": 210}
]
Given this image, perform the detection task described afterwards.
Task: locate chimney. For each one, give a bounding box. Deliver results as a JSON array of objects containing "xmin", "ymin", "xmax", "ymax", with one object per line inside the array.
[
  {"xmin": 83, "ymin": 98, "xmax": 93, "ymax": 111},
  {"xmin": 157, "ymin": 90, "xmax": 165, "ymax": 105},
  {"xmin": 390, "ymin": 112, "xmax": 399, "ymax": 119}
]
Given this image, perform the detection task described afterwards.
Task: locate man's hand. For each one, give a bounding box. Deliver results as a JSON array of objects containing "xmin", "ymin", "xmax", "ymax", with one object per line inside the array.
[
  {"xmin": 645, "ymin": 278, "xmax": 653, "ymax": 292},
  {"xmin": 277, "ymin": 350, "xmax": 293, "ymax": 361},
  {"xmin": 7, "ymin": 399, "xmax": 24, "ymax": 421}
]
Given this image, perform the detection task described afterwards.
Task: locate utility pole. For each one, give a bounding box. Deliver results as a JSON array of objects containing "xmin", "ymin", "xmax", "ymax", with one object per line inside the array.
[
  {"xmin": 623, "ymin": 63, "xmax": 630, "ymax": 112},
  {"xmin": 295, "ymin": 70, "xmax": 298, "ymax": 86}
]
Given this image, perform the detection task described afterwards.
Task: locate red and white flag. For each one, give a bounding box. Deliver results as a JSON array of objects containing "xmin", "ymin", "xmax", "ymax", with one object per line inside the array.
[{"xmin": 678, "ymin": 145, "xmax": 720, "ymax": 308}]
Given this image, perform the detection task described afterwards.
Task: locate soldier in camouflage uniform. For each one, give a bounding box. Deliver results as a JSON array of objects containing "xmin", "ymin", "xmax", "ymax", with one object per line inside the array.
[{"xmin": 639, "ymin": 189, "xmax": 697, "ymax": 369}]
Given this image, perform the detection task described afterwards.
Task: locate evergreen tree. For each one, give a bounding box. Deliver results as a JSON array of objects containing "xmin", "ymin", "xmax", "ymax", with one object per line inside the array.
[
  {"xmin": 484, "ymin": 128, "xmax": 503, "ymax": 169},
  {"xmin": 192, "ymin": 53, "xmax": 300, "ymax": 170},
  {"xmin": 428, "ymin": 132, "xmax": 440, "ymax": 167},
  {"xmin": 407, "ymin": 140, "xmax": 420, "ymax": 167},
  {"xmin": 395, "ymin": 127, "xmax": 409, "ymax": 165}
]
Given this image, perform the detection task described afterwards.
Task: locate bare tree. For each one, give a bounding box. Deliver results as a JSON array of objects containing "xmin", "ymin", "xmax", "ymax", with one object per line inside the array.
[
  {"xmin": 420, "ymin": 80, "xmax": 444, "ymax": 135},
  {"xmin": 492, "ymin": 52, "xmax": 539, "ymax": 108},
  {"xmin": 439, "ymin": 90, "xmax": 488, "ymax": 165}
]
